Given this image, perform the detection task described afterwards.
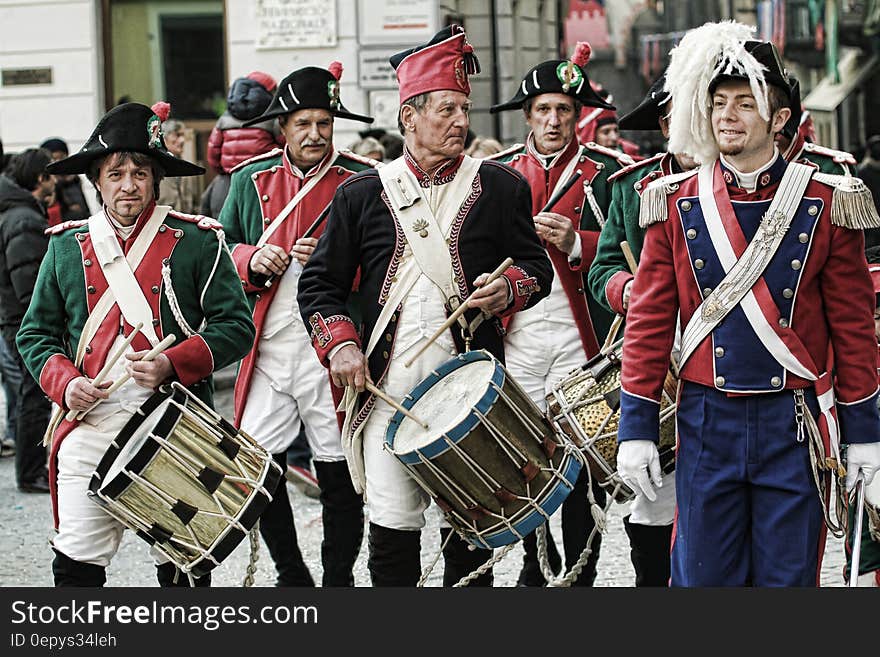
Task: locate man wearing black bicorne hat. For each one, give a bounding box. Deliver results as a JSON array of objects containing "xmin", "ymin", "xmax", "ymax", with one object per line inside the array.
[{"xmin": 219, "ymin": 61, "xmax": 376, "ymax": 587}]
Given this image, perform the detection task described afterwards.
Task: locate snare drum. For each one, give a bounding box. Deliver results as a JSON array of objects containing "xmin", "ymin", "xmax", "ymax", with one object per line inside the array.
[
  {"xmin": 88, "ymin": 382, "xmax": 282, "ymax": 577},
  {"xmin": 385, "ymin": 350, "xmax": 582, "ymax": 549},
  {"xmin": 546, "ymin": 338, "xmax": 677, "ymax": 503}
]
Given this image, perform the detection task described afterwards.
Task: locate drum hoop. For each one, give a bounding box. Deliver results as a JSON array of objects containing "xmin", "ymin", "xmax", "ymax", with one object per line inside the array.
[
  {"xmin": 386, "ymin": 350, "xmax": 506, "ymax": 463},
  {"xmin": 89, "ymin": 387, "xmax": 183, "ymax": 499}
]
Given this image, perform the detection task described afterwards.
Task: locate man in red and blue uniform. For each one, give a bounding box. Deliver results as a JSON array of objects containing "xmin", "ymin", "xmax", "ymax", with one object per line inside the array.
[{"xmin": 617, "ymin": 25, "xmax": 880, "ymax": 586}]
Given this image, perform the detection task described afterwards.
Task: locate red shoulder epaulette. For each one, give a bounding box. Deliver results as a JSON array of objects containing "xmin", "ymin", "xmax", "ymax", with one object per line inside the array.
[
  {"xmin": 484, "ymin": 143, "xmax": 525, "ymax": 161},
  {"xmin": 168, "ymin": 210, "xmax": 223, "ymax": 231},
  {"xmin": 802, "ymin": 142, "xmax": 857, "ymax": 166},
  {"xmin": 336, "ymin": 148, "xmax": 380, "ymax": 167},
  {"xmin": 230, "ymin": 148, "xmax": 283, "ymax": 173},
  {"xmin": 582, "ymin": 141, "xmax": 635, "ymax": 167},
  {"xmin": 607, "ymin": 152, "xmax": 665, "ymax": 183},
  {"xmin": 45, "ymin": 219, "xmax": 88, "ymax": 235}
]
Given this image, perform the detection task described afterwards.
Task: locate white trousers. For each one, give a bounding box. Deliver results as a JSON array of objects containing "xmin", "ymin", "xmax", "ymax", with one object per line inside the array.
[
  {"xmin": 362, "ymin": 337, "xmax": 458, "ymax": 530},
  {"xmin": 505, "ymin": 318, "xmax": 676, "ymax": 525},
  {"xmin": 240, "ymin": 318, "xmax": 344, "ymax": 461},
  {"xmin": 52, "ymin": 337, "xmax": 166, "ymax": 566}
]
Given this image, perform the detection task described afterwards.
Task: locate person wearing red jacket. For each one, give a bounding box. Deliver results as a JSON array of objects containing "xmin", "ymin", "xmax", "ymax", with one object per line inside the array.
[{"xmin": 617, "ymin": 24, "xmax": 880, "ymax": 586}]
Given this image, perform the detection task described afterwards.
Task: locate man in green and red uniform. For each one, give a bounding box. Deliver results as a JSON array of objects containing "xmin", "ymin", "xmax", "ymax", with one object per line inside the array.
[
  {"xmin": 17, "ymin": 102, "xmax": 255, "ymax": 587},
  {"xmin": 219, "ymin": 62, "xmax": 375, "ymax": 587},
  {"xmin": 488, "ymin": 42, "xmax": 633, "ymax": 586}
]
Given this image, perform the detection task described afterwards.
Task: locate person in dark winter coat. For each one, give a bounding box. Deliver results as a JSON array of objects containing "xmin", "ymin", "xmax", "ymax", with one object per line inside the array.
[
  {"xmin": 200, "ymin": 72, "xmax": 285, "ymax": 218},
  {"xmin": 40, "ymin": 138, "xmax": 91, "ymax": 224},
  {"xmin": 0, "ymin": 148, "xmax": 55, "ymax": 492}
]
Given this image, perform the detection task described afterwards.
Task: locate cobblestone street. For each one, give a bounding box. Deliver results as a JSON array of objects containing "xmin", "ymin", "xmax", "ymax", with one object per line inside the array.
[{"xmin": 0, "ymin": 377, "xmax": 850, "ymax": 587}]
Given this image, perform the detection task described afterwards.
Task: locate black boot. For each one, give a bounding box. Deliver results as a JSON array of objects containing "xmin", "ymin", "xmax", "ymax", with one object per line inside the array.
[
  {"xmin": 516, "ymin": 524, "xmax": 562, "ymax": 586},
  {"xmin": 441, "ymin": 528, "xmax": 493, "ymax": 587},
  {"xmin": 258, "ymin": 452, "xmax": 315, "ymax": 586},
  {"xmin": 367, "ymin": 522, "xmax": 421, "ymax": 586},
  {"xmin": 623, "ymin": 515, "xmax": 672, "ymax": 587},
  {"xmin": 52, "ymin": 549, "xmax": 106, "ymax": 587},
  {"xmin": 155, "ymin": 562, "xmax": 211, "ymax": 587},
  {"xmin": 313, "ymin": 460, "xmax": 364, "ymax": 587},
  {"xmin": 560, "ymin": 470, "xmax": 605, "ymax": 586}
]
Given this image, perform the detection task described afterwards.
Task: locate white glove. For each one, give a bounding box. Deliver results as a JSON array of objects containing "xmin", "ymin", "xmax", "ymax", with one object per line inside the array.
[
  {"xmin": 617, "ymin": 440, "xmax": 662, "ymax": 501},
  {"xmin": 846, "ymin": 442, "xmax": 880, "ymax": 492}
]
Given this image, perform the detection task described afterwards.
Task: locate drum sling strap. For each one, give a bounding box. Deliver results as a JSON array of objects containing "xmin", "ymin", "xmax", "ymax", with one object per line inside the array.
[
  {"xmin": 677, "ymin": 161, "xmax": 847, "ymax": 534},
  {"xmin": 43, "ymin": 206, "xmax": 169, "ymax": 446}
]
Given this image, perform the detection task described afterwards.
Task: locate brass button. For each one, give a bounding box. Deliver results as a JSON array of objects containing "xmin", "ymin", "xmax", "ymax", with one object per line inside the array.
[
  {"xmin": 798, "ymin": 233, "xmax": 808, "ymax": 243},
  {"xmin": 151, "ymin": 285, "xmax": 160, "ymax": 294},
  {"xmin": 385, "ymin": 333, "xmax": 392, "ymax": 342},
  {"xmin": 264, "ymin": 217, "xmax": 271, "ymax": 225},
  {"xmin": 83, "ymin": 259, "xmax": 92, "ymax": 267},
  {"xmin": 574, "ymin": 206, "xmax": 581, "ymax": 213},
  {"xmin": 694, "ymin": 259, "xmax": 705, "ymax": 270},
  {"xmin": 87, "ymin": 285, "xmax": 96, "ymax": 294},
  {"xmin": 578, "ymin": 156, "xmax": 585, "ymax": 163},
  {"xmin": 75, "ymin": 233, "xmax": 86, "ymax": 242},
  {"xmin": 715, "ymin": 346, "xmax": 725, "ymax": 358},
  {"xmin": 152, "ymin": 319, "xmax": 160, "ymax": 327},
  {"xmin": 681, "ymin": 200, "xmax": 692, "ymax": 211},
  {"xmin": 686, "ymin": 228, "xmax": 697, "ymax": 239},
  {"xmin": 84, "ymin": 346, "xmax": 92, "ymax": 354},
  {"xmin": 808, "ymin": 205, "xmax": 818, "ymax": 216},
  {"xmin": 770, "ymin": 376, "xmax": 782, "ymax": 387},
  {"xmin": 596, "ymin": 162, "xmax": 605, "ymax": 170},
  {"xmin": 791, "ymin": 259, "xmax": 802, "ymax": 270},
  {"xmin": 778, "ymin": 318, "xmax": 789, "ymax": 328},
  {"xmin": 159, "ymin": 225, "xmax": 167, "ymax": 233},
  {"xmin": 270, "ymin": 166, "xmax": 278, "ymax": 173},
  {"xmin": 251, "ymin": 173, "xmax": 259, "ymax": 180},
  {"xmin": 703, "ymin": 287, "xmax": 712, "ymax": 296},
  {"xmin": 174, "ymin": 230, "xmax": 183, "ymax": 238},
  {"xmin": 782, "ymin": 288, "xmax": 794, "ymax": 299},
  {"xmin": 715, "ymin": 376, "xmax": 725, "ymax": 387},
  {"xmin": 634, "ymin": 182, "xmax": 642, "ymax": 191},
  {"xmin": 255, "ymin": 294, "xmax": 261, "ymax": 301},
  {"xmin": 382, "ymin": 351, "xmax": 389, "ymax": 359},
  {"xmin": 261, "ymin": 194, "xmax": 269, "ymax": 202}
]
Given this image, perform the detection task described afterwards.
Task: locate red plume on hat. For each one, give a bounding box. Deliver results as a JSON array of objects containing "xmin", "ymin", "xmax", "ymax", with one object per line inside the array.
[
  {"xmin": 571, "ymin": 42, "xmax": 592, "ymax": 68},
  {"xmin": 151, "ymin": 101, "xmax": 171, "ymax": 122},
  {"xmin": 328, "ymin": 61, "xmax": 343, "ymax": 81}
]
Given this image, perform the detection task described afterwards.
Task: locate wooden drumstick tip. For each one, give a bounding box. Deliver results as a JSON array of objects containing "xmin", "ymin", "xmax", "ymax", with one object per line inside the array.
[{"xmin": 365, "ymin": 381, "xmax": 429, "ymax": 429}]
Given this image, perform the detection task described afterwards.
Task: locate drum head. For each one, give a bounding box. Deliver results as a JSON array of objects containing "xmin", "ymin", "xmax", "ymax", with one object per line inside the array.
[
  {"xmin": 89, "ymin": 388, "xmax": 183, "ymax": 498},
  {"xmin": 386, "ymin": 351, "xmax": 502, "ymax": 461}
]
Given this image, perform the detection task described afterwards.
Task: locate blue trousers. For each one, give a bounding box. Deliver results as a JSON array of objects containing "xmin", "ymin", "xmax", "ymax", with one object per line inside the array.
[{"xmin": 672, "ymin": 382, "xmax": 824, "ymax": 586}]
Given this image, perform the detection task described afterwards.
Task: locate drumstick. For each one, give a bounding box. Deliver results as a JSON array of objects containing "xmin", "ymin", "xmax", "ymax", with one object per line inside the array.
[
  {"xmin": 365, "ymin": 381, "xmax": 429, "ymax": 429},
  {"xmin": 540, "ymin": 170, "xmax": 583, "ymax": 213},
  {"xmin": 74, "ymin": 334, "xmax": 176, "ymax": 421},
  {"xmin": 64, "ymin": 322, "xmax": 144, "ymax": 422},
  {"xmin": 404, "ymin": 257, "xmax": 514, "ymax": 368},
  {"xmin": 264, "ymin": 203, "xmax": 333, "ymax": 289},
  {"xmin": 620, "ymin": 240, "xmax": 638, "ymax": 275}
]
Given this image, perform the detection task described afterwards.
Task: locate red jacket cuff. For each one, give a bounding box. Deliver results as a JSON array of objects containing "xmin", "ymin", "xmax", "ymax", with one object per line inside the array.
[
  {"xmin": 606, "ymin": 271, "xmax": 634, "ymax": 316},
  {"xmin": 569, "ymin": 229, "xmax": 600, "ymax": 271},
  {"xmin": 230, "ymin": 243, "xmax": 263, "ymax": 293},
  {"xmin": 164, "ymin": 335, "xmax": 214, "ymax": 387},
  {"xmin": 500, "ymin": 265, "xmax": 540, "ymax": 317},
  {"xmin": 307, "ymin": 313, "xmax": 361, "ymax": 366},
  {"xmin": 39, "ymin": 353, "xmax": 82, "ymax": 408}
]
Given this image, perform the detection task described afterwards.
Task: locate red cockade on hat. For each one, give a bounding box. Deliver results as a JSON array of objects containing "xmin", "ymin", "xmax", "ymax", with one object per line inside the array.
[{"xmin": 393, "ymin": 25, "xmax": 480, "ymax": 104}]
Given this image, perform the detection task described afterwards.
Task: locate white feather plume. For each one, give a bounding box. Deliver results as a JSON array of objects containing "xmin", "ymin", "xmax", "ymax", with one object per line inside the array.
[{"xmin": 664, "ymin": 21, "xmax": 769, "ymax": 164}]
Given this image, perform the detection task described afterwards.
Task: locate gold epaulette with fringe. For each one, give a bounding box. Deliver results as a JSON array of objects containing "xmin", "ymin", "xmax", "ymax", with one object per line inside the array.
[
  {"xmin": 812, "ymin": 173, "xmax": 880, "ymax": 230},
  {"xmin": 638, "ymin": 168, "xmax": 699, "ymax": 228},
  {"xmin": 583, "ymin": 141, "xmax": 635, "ymax": 167}
]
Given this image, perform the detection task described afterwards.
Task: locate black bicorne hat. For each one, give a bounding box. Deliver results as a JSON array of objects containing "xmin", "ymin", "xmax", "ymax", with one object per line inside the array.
[
  {"xmin": 242, "ymin": 65, "xmax": 373, "ymax": 127},
  {"xmin": 619, "ymin": 74, "xmax": 670, "ymax": 131},
  {"xmin": 780, "ymin": 75, "xmax": 803, "ymax": 141},
  {"xmin": 709, "ymin": 40, "xmax": 790, "ymax": 95},
  {"xmin": 46, "ymin": 103, "xmax": 204, "ymax": 177},
  {"xmin": 490, "ymin": 49, "xmax": 614, "ymax": 114}
]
